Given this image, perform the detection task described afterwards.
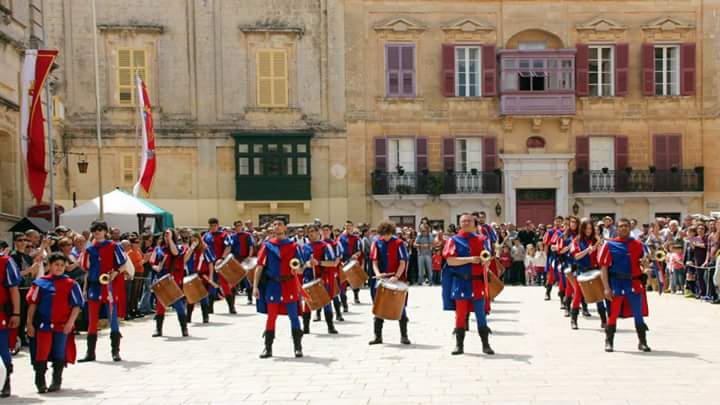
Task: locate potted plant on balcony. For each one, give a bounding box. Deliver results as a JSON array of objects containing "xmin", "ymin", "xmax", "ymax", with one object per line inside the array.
[
  {"xmin": 395, "ymin": 184, "xmax": 413, "ymax": 195},
  {"xmin": 694, "ymin": 166, "xmax": 704, "ymax": 173},
  {"xmin": 648, "ymin": 165, "xmax": 656, "ymax": 174},
  {"xmin": 426, "ymin": 173, "xmax": 444, "ymax": 198},
  {"xmin": 470, "ymin": 168, "xmax": 478, "ymax": 176},
  {"xmin": 601, "ymin": 167, "xmax": 609, "ymax": 174},
  {"xmin": 396, "ymin": 165, "xmax": 405, "ymax": 176},
  {"xmin": 670, "ymin": 165, "xmax": 679, "ymax": 174},
  {"xmin": 624, "ymin": 167, "xmax": 633, "ymax": 174}
]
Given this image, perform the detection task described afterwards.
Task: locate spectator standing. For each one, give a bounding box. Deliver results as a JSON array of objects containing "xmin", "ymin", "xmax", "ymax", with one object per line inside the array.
[
  {"xmin": 510, "ymin": 238, "xmax": 525, "ymax": 286},
  {"xmin": 127, "ymin": 237, "xmax": 145, "ymax": 318},
  {"xmin": 415, "ymin": 225, "xmax": 433, "ymax": 285}
]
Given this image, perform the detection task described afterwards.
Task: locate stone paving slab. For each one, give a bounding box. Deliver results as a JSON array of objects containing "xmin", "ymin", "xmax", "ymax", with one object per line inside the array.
[{"xmin": 4, "ymin": 286, "xmax": 720, "ymax": 404}]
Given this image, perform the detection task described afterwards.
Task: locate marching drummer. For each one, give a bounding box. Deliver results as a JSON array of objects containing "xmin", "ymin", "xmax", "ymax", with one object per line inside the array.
[
  {"xmin": 303, "ymin": 225, "xmax": 339, "ymax": 334},
  {"xmin": 150, "ymin": 229, "xmax": 189, "ymax": 338},
  {"xmin": 203, "ymin": 218, "xmax": 234, "ymax": 314},
  {"xmin": 368, "ymin": 221, "xmax": 411, "ymax": 346},
  {"xmin": 321, "ymin": 225, "xmax": 344, "ymax": 322},
  {"xmin": 555, "ymin": 216, "xmax": 580, "ymax": 318},
  {"xmin": 231, "ymin": 220, "xmax": 255, "ymax": 306},
  {"xmin": 337, "ymin": 220, "xmax": 363, "ymax": 306},
  {"xmin": 184, "ymin": 233, "xmax": 213, "ymax": 324},
  {"xmin": 571, "ymin": 218, "xmax": 607, "ymax": 330},
  {"xmin": 0, "ymin": 242, "xmax": 21, "ymax": 397},
  {"xmin": 252, "ymin": 217, "xmax": 306, "ymax": 358},
  {"xmin": 597, "ymin": 218, "xmax": 652, "ymax": 353},
  {"xmin": 543, "ymin": 216, "xmax": 566, "ymax": 303},
  {"xmin": 78, "ymin": 221, "xmax": 127, "ymax": 363},
  {"xmin": 442, "ymin": 213, "xmax": 495, "ymax": 356}
]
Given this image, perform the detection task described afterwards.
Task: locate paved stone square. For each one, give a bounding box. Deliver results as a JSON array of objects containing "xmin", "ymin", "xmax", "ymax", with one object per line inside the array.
[{"xmin": 5, "ymin": 286, "xmax": 720, "ymax": 404}]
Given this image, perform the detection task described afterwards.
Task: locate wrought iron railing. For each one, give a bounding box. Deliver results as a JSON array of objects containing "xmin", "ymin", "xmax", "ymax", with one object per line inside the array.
[
  {"xmin": 371, "ymin": 171, "xmax": 502, "ymax": 195},
  {"xmin": 573, "ymin": 169, "xmax": 703, "ymax": 193}
]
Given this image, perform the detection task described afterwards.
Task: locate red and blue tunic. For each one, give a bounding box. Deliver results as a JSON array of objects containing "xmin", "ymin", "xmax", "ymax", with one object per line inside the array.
[
  {"xmin": 27, "ymin": 274, "xmax": 84, "ymax": 363},
  {"xmin": 203, "ymin": 230, "xmax": 231, "ymax": 262},
  {"xmin": 597, "ymin": 237, "xmax": 649, "ymax": 318},
  {"xmin": 256, "ymin": 238, "xmax": 303, "ymax": 312},
  {"xmin": 309, "ymin": 240, "xmax": 337, "ymax": 296},
  {"xmin": 231, "ymin": 231, "xmax": 255, "ymax": 260},
  {"xmin": 337, "ymin": 232, "xmax": 361, "ymax": 262},
  {"xmin": 0, "ymin": 255, "xmax": 21, "ymax": 330},
  {"xmin": 442, "ymin": 231, "xmax": 492, "ymax": 302},
  {"xmin": 369, "ymin": 236, "xmax": 409, "ymax": 280},
  {"xmin": 81, "ymin": 240, "xmax": 126, "ymax": 303},
  {"xmin": 154, "ymin": 245, "xmax": 187, "ymax": 287},
  {"xmin": 571, "ymin": 238, "xmax": 599, "ymax": 273},
  {"xmin": 477, "ymin": 224, "xmax": 497, "ymax": 245}
]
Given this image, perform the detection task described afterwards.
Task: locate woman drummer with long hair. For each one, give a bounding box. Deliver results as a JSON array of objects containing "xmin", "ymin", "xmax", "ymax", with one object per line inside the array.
[{"xmin": 571, "ymin": 218, "xmax": 608, "ymax": 330}]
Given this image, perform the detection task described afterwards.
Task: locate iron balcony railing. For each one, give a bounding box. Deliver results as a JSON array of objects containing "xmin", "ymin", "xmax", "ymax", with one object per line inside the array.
[
  {"xmin": 573, "ymin": 169, "xmax": 704, "ymax": 193},
  {"xmin": 371, "ymin": 171, "xmax": 503, "ymax": 195}
]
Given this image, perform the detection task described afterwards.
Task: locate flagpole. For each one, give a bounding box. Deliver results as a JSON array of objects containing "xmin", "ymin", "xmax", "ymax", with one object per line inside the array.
[
  {"xmin": 41, "ymin": 0, "xmax": 56, "ymax": 227},
  {"xmin": 91, "ymin": 0, "xmax": 104, "ymax": 219}
]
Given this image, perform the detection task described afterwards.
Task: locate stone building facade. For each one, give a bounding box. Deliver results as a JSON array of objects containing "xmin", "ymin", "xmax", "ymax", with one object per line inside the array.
[
  {"xmin": 46, "ymin": 0, "xmax": 346, "ymax": 228},
  {"xmin": 347, "ymin": 0, "xmax": 720, "ymax": 229}
]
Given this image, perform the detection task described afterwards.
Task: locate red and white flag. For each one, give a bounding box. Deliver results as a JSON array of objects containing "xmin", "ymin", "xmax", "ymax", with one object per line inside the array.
[
  {"xmin": 20, "ymin": 49, "xmax": 58, "ymax": 204},
  {"xmin": 133, "ymin": 75, "xmax": 156, "ymax": 197}
]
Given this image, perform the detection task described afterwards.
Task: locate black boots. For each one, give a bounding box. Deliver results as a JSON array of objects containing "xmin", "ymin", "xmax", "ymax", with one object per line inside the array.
[
  {"xmin": 110, "ymin": 331, "xmax": 122, "ymax": 362},
  {"xmin": 246, "ymin": 288, "xmax": 253, "ymax": 305},
  {"xmin": 201, "ymin": 301, "xmax": 210, "ymax": 324},
  {"xmin": 544, "ymin": 285, "xmax": 552, "ymax": 301},
  {"xmin": 226, "ymin": 295, "xmax": 237, "ymax": 314},
  {"xmin": 636, "ymin": 323, "xmax": 651, "ymax": 352},
  {"xmin": 452, "ymin": 328, "xmax": 465, "ymax": 355},
  {"xmin": 581, "ymin": 301, "xmax": 591, "ymax": 317},
  {"xmin": 605, "ymin": 325, "xmax": 616, "ymax": 352},
  {"xmin": 34, "ymin": 362, "xmax": 47, "ymax": 393},
  {"xmin": 260, "ymin": 330, "xmax": 274, "ymax": 359},
  {"xmin": 186, "ymin": 304, "xmax": 195, "ymax": 323},
  {"xmin": 302, "ymin": 312, "xmax": 311, "ymax": 334},
  {"xmin": 368, "ymin": 317, "xmax": 383, "ymax": 345},
  {"xmin": 570, "ymin": 309, "xmax": 579, "ymax": 330},
  {"xmin": 208, "ymin": 296, "xmax": 215, "ymax": 314},
  {"xmin": 340, "ymin": 294, "xmax": 349, "ymax": 313},
  {"xmin": 292, "ymin": 329, "xmax": 303, "ymax": 358},
  {"xmin": 78, "ymin": 334, "xmax": 97, "ymax": 362},
  {"xmin": 1, "ymin": 364, "xmax": 11, "ymax": 398},
  {"xmin": 333, "ymin": 300, "xmax": 345, "ymax": 321},
  {"xmin": 563, "ymin": 296, "xmax": 571, "ymax": 317},
  {"xmin": 479, "ymin": 326, "xmax": 494, "ymax": 355},
  {"xmin": 353, "ymin": 288, "xmax": 360, "ymax": 304},
  {"xmin": 178, "ymin": 314, "xmax": 189, "ymax": 337},
  {"xmin": 464, "ymin": 313, "xmax": 470, "ymax": 331},
  {"xmin": 599, "ymin": 308, "xmax": 607, "ymax": 329},
  {"xmin": 153, "ymin": 315, "xmax": 164, "ymax": 337},
  {"xmin": 558, "ymin": 290, "xmax": 565, "ymax": 309},
  {"xmin": 47, "ymin": 362, "xmax": 64, "ymax": 392},
  {"xmin": 314, "ymin": 309, "xmax": 322, "ymax": 322},
  {"xmin": 325, "ymin": 311, "xmax": 338, "ymax": 334},
  {"xmin": 399, "ymin": 317, "xmax": 411, "ymax": 345}
]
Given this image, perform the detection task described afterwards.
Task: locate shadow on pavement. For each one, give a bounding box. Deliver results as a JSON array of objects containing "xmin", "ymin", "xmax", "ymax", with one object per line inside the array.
[
  {"xmin": 3, "ymin": 396, "xmax": 44, "ymax": 403},
  {"xmin": 491, "ymin": 308, "xmax": 520, "ymax": 314},
  {"xmin": 383, "ymin": 343, "xmax": 442, "ymax": 350},
  {"xmin": 162, "ymin": 335, "xmax": 208, "ymax": 342},
  {"xmin": 465, "ymin": 352, "xmax": 533, "ymax": 364},
  {"xmin": 488, "ymin": 318, "xmax": 519, "ymax": 323},
  {"xmin": 621, "ymin": 349, "xmax": 714, "ymax": 362},
  {"xmin": 190, "ymin": 321, "xmax": 232, "ymax": 327},
  {"xmin": 491, "ymin": 330, "xmax": 526, "ymax": 336},
  {"xmin": 273, "ymin": 355, "xmax": 337, "ymax": 366},
  {"xmin": 96, "ymin": 360, "xmax": 152, "ymax": 370},
  {"xmin": 312, "ymin": 333, "xmax": 361, "ymax": 338},
  {"xmin": 39, "ymin": 388, "xmax": 102, "ymax": 398}
]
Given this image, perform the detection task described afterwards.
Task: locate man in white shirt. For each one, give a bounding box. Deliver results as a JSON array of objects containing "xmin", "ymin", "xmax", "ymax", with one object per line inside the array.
[{"xmin": 629, "ymin": 219, "xmax": 643, "ymax": 240}]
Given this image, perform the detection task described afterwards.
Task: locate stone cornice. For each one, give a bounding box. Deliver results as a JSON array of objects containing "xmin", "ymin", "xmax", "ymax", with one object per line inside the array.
[
  {"xmin": 0, "ymin": 94, "xmax": 19, "ymax": 111},
  {"xmin": 0, "ymin": 29, "xmax": 26, "ymax": 51},
  {"xmin": 373, "ymin": 16, "xmax": 427, "ymax": 33},
  {"xmin": 97, "ymin": 23, "xmax": 165, "ymax": 34},
  {"xmin": 641, "ymin": 16, "xmax": 694, "ymax": 32},
  {"xmin": 239, "ymin": 19, "xmax": 304, "ymax": 37},
  {"xmin": 576, "ymin": 17, "xmax": 627, "ymax": 32},
  {"xmin": 441, "ymin": 17, "xmax": 494, "ymax": 33}
]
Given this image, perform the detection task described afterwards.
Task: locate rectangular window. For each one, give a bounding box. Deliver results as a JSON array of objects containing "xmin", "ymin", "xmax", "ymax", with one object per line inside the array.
[
  {"xmin": 455, "ymin": 47, "xmax": 481, "ymax": 97},
  {"xmin": 389, "ymin": 216, "xmax": 416, "ymax": 229},
  {"xmin": 589, "ymin": 46, "xmax": 614, "ymax": 96},
  {"xmin": 387, "ymin": 138, "xmax": 415, "ymax": 173},
  {"xmin": 386, "ymin": 44, "xmax": 415, "ymax": 97},
  {"xmin": 121, "ymin": 154, "xmax": 137, "ymax": 189},
  {"xmin": 654, "ymin": 45, "xmax": 679, "ymax": 96},
  {"xmin": 117, "ymin": 49, "xmax": 147, "ymax": 105},
  {"xmin": 256, "ymin": 49, "xmax": 288, "ymax": 107},
  {"xmin": 454, "ymin": 138, "xmax": 482, "ymax": 173},
  {"xmin": 236, "ymin": 140, "xmax": 310, "ymax": 178},
  {"xmin": 501, "ymin": 57, "xmax": 573, "ymax": 92}
]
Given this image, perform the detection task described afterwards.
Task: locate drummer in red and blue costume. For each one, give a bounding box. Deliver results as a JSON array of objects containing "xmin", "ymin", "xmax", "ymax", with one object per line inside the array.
[
  {"xmin": 597, "ymin": 217, "xmax": 651, "ymax": 353},
  {"xmin": 26, "ymin": 252, "xmax": 83, "ymax": 393},
  {"xmin": 571, "ymin": 218, "xmax": 607, "ymax": 330},
  {"xmin": 203, "ymin": 218, "xmax": 234, "ymax": 314},
  {"xmin": 338, "ymin": 220, "xmax": 363, "ymax": 306},
  {"xmin": 231, "ymin": 220, "xmax": 255, "ymax": 305},
  {"xmin": 252, "ymin": 217, "xmax": 306, "ymax": 358},
  {"xmin": 322, "ymin": 225, "xmax": 345, "ymax": 322},
  {"xmin": 0, "ymin": 243, "xmax": 21, "ymax": 398},
  {"xmin": 184, "ymin": 232, "xmax": 213, "ymax": 323},
  {"xmin": 442, "ymin": 213, "xmax": 496, "ymax": 356},
  {"xmin": 368, "ymin": 221, "xmax": 411, "ymax": 346},
  {"xmin": 78, "ymin": 221, "xmax": 126, "ymax": 363},
  {"xmin": 543, "ymin": 216, "xmax": 565, "ymax": 303},
  {"xmin": 301, "ymin": 225, "xmax": 339, "ymax": 334},
  {"xmin": 150, "ymin": 229, "xmax": 188, "ymax": 338},
  {"xmin": 555, "ymin": 216, "xmax": 579, "ymax": 318}
]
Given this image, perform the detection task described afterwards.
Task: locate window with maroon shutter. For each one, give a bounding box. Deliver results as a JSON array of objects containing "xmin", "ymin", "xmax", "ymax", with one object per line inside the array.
[
  {"xmin": 401, "ymin": 46, "xmax": 415, "ymax": 97},
  {"xmin": 481, "ymin": 45, "xmax": 496, "ymax": 96},
  {"xmin": 615, "ymin": 43, "xmax": 629, "ymax": 96},
  {"xmin": 575, "ymin": 137, "xmax": 590, "ymax": 192},
  {"xmin": 653, "ymin": 134, "xmax": 682, "ymax": 169},
  {"xmin": 385, "ymin": 44, "xmax": 416, "ymax": 97},
  {"xmin": 374, "ymin": 137, "xmax": 387, "ymax": 171},
  {"xmin": 614, "ymin": 136, "xmax": 629, "ymax": 171},
  {"xmin": 482, "ymin": 137, "xmax": 497, "ymax": 171},
  {"xmin": 442, "ymin": 137, "xmax": 455, "ymax": 172},
  {"xmin": 641, "ymin": 43, "xmax": 655, "ymax": 96},
  {"xmin": 442, "ymin": 44, "xmax": 455, "ymax": 97},
  {"xmin": 680, "ymin": 43, "xmax": 696, "ymax": 96},
  {"xmin": 416, "ymin": 137, "xmax": 428, "ymax": 172},
  {"xmin": 576, "ymin": 44, "xmax": 589, "ymax": 96}
]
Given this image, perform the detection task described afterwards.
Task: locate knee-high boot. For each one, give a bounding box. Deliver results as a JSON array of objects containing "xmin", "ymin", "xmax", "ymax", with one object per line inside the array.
[
  {"xmin": 259, "ymin": 330, "xmax": 274, "ymax": 359},
  {"xmin": 78, "ymin": 334, "xmax": 97, "ymax": 362},
  {"xmin": 636, "ymin": 323, "xmax": 651, "ymax": 352},
  {"xmin": 226, "ymin": 294, "xmax": 237, "ymax": 314},
  {"xmin": 570, "ymin": 308, "xmax": 579, "ymax": 330},
  {"xmin": 178, "ymin": 313, "xmax": 189, "ymax": 337},
  {"xmin": 110, "ymin": 331, "xmax": 122, "ymax": 362},
  {"xmin": 302, "ymin": 312, "xmax": 311, "ymax": 334},
  {"xmin": 1, "ymin": 364, "xmax": 12, "ymax": 397},
  {"xmin": 152, "ymin": 315, "xmax": 164, "ymax": 337},
  {"xmin": 544, "ymin": 284, "xmax": 552, "ymax": 300},
  {"xmin": 340, "ymin": 293, "xmax": 349, "ymax": 313},
  {"xmin": 201, "ymin": 301, "xmax": 209, "ymax": 323},
  {"xmin": 399, "ymin": 316, "xmax": 411, "ymax": 345},
  {"xmin": 325, "ymin": 311, "xmax": 338, "ymax": 334},
  {"xmin": 353, "ymin": 288, "xmax": 360, "ymax": 304},
  {"xmin": 33, "ymin": 361, "xmax": 47, "ymax": 393},
  {"xmin": 186, "ymin": 303, "xmax": 195, "ymax": 323},
  {"xmin": 479, "ymin": 326, "xmax": 495, "ymax": 355},
  {"xmin": 292, "ymin": 329, "xmax": 303, "ymax": 358},
  {"xmin": 605, "ymin": 325, "xmax": 616, "ymax": 352},
  {"xmin": 368, "ymin": 317, "xmax": 383, "ymax": 345},
  {"xmin": 451, "ymin": 328, "xmax": 465, "ymax": 355},
  {"xmin": 333, "ymin": 299, "xmax": 344, "ymax": 321},
  {"xmin": 598, "ymin": 307, "xmax": 607, "ymax": 329},
  {"xmin": 47, "ymin": 362, "xmax": 65, "ymax": 392}
]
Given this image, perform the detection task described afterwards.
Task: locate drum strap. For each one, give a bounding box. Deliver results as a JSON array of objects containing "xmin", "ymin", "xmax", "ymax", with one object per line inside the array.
[
  {"xmin": 267, "ymin": 275, "xmax": 295, "ymax": 282},
  {"xmin": 609, "ymin": 272, "xmax": 642, "ymax": 281}
]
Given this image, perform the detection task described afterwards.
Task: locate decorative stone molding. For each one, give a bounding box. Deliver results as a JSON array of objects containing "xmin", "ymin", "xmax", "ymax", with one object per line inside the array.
[
  {"xmin": 239, "ymin": 19, "xmax": 304, "ymax": 38},
  {"xmin": 531, "ymin": 117, "xmax": 542, "ymax": 132},
  {"xmin": 502, "ymin": 116, "xmax": 513, "ymax": 131},
  {"xmin": 97, "ymin": 23, "xmax": 165, "ymax": 34},
  {"xmin": 560, "ymin": 118, "xmax": 571, "ymax": 132},
  {"xmin": 576, "ymin": 17, "xmax": 627, "ymax": 33},
  {"xmin": 641, "ymin": 16, "xmax": 694, "ymax": 33},
  {"xmin": 441, "ymin": 18, "xmax": 494, "ymax": 33},
  {"xmin": 373, "ymin": 16, "xmax": 427, "ymax": 33}
]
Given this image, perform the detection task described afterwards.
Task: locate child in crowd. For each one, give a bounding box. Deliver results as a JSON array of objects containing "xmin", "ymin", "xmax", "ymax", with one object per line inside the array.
[
  {"xmin": 534, "ymin": 242, "xmax": 547, "ymax": 285},
  {"xmin": 524, "ymin": 244, "xmax": 545, "ymax": 286},
  {"xmin": 684, "ymin": 227, "xmax": 697, "ymax": 298},
  {"xmin": 668, "ymin": 243, "xmax": 686, "ymax": 294},
  {"xmin": 499, "ymin": 245, "xmax": 512, "ymax": 281}
]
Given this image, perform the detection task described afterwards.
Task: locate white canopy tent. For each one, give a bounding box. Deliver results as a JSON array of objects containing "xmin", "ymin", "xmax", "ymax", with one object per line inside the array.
[{"xmin": 60, "ymin": 189, "xmax": 158, "ymax": 233}]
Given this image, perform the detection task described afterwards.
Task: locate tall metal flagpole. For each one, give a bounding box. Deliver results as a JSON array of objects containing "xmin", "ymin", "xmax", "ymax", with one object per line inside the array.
[
  {"xmin": 41, "ymin": 0, "xmax": 56, "ymax": 227},
  {"xmin": 91, "ymin": 0, "xmax": 104, "ymax": 219}
]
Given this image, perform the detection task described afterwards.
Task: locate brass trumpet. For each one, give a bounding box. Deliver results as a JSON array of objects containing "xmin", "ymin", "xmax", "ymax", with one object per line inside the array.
[
  {"xmin": 289, "ymin": 258, "xmax": 302, "ymax": 270},
  {"xmin": 654, "ymin": 250, "xmax": 666, "ymax": 261},
  {"xmin": 99, "ymin": 273, "xmax": 111, "ymax": 285},
  {"xmin": 480, "ymin": 250, "xmax": 493, "ymax": 262}
]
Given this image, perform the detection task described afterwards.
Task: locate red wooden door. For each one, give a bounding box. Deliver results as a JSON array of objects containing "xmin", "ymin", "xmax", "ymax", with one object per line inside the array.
[{"xmin": 516, "ymin": 189, "xmax": 556, "ymax": 226}]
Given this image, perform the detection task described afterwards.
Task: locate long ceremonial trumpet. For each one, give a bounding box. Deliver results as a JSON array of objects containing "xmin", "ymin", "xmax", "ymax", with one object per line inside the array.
[
  {"xmin": 290, "ymin": 258, "xmax": 302, "ymax": 270},
  {"xmin": 99, "ymin": 273, "xmax": 111, "ymax": 285},
  {"xmin": 654, "ymin": 250, "xmax": 666, "ymax": 261},
  {"xmin": 480, "ymin": 250, "xmax": 493, "ymax": 262}
]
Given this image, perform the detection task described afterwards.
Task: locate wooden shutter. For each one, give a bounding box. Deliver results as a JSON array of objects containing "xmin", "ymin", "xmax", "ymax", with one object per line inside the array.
[
  {"xmin": 481, "ymin": 45, "xmax": 496, "ymax": 97},
  {"xmin": 614, "ymin": 136, "xmax": 629, "ymax": 171},
  {"xmin": 667, "ymin": 135, "xmax": 682, "ymax": 168},
  {"xmin": 257, "ymin": 49, "xmax": 288, "ymax": 107},
  {"xmin": 482, "ymin": 137, "xmax": 497, "ymax": 171},
  {"xmin": 415, "ymin": 137, "xmax": 428, "ymax": 172},
  {"xmin": 386, "ymin": 45, "xmax": 400, "ymax": 96},
  {"xmin": 272, "ymin": 50, "xmax": 288, "ymax": 106},
  {"xmin": 122, "ymin": 154, "xmax": 137, "ymax": 188},
  {"xmin": 641, "ymin": 43, "xmax": 655, "ymax": 96},
  {"xmin": 442, "ymin": 44, "xmax": 455, "ymax": 97},
  {"xmin": 442, "ymin": 137, "xmax": 455, "ymax": 171},
  {"xmin": 401, "ymin": 45, "xmax": 415, "ymax": 97},
  {"xmin": 653, "ymin": 135, "xmax": 668, "ymax": 170},
  {"xmin": 117, "ymin": 49, "xmax": 133, "ymax": 105},
  {"xmin": 374, "ymin": 137, "xmax": 387, "ymax": 171},
  {"xmin": 575, "ymin": 137, "xmax": 589, "ymax": 171},
  {"xmin": 257, "ymin": 50, "xmax": 273, "ymax": 106},
  {"xmin": 615, "ymin": 43, "xmax": 629, "ymax": 96},
  {"xmin": 680, "ymin": 43, "xmax": 696, "ymax": 96},
  {"xmin": 575, "ymin": 44, "xmax": 589, "ymax": 96}
]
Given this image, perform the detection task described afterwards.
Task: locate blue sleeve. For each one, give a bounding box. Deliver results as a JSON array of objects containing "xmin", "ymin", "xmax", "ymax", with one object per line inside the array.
[
  {"xmin": 113, "ymin": 244, "xmax": 127, "ymax": 268},
  {"xmin": 69, "ymin": 281, "xmax": 85, "ymax": 308},
  {"xmin": 4, "ymin": 257, "xmax": 21, "ymax": 288},
  {"xmin": 398, "ymin": 242, "xmax": 409, "ymax": 262}
]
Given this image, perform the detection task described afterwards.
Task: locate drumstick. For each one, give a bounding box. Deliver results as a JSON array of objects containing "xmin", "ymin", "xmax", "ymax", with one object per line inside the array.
[{"xmin": 202, "ymin": 275, "xmax": 220, "ymax": 289}]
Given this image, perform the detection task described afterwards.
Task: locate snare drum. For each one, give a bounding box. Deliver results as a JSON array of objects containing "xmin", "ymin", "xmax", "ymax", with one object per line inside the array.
[
  {"xmin": 302, "ymin": 279, "xmax": 332, "ymax": 311},
  {"xmin": 216, "ymin": 254, "xmax": 246, "ymax": 287},
  {"xmin": 183, "ymin": 274, "xmax": 209, "ymax": 304},
  {"xmin": 563, "ymin": 265, "xmax": 576, "ymax": 285},
  {"xmin": 487, "ymin": 270, "xmax": 504, "ymax": 301},
  {"xmin": 577, "ymin": 269, "xmax": 605, "ymax": 304},
  {"xmin": 241, "ymin": 257, "xmax": 258, "ymax": 285},
  {"xmin": 372, "ymin": 279, "xmax": 408, "ymax": 320},
  {"xmin": 152, "ymin": 274, "xmax": 184, "ymax": 307},
  {"xmin": 342, "ymin": 260, "xmax": 369, "ymax": 289}
]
